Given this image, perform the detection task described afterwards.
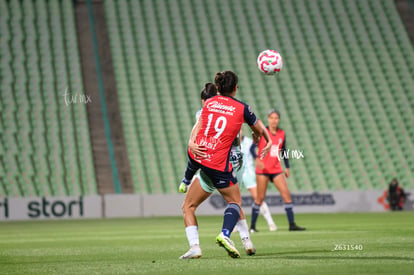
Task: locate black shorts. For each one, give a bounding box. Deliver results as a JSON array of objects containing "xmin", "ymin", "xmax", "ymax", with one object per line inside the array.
[
  {"xmin": 257, "ymin": 172, "xmax": 283, "ymax": 182},
  {"xmin": 186, "ymin": 156, "xmax": 238, "ymax": 189}
]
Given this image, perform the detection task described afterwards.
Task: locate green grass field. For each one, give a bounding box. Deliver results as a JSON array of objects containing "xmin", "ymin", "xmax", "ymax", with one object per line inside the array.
[{"xmin": 1, "ymin": 212, "xmax": 413, "ymax": 274}]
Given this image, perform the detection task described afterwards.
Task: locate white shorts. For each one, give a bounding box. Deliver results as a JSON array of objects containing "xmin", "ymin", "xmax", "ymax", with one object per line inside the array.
[
  {"xmin": 192, "ymin": 171, "xmax": 215, "ymax": 193},
  {"xmin": 231, "ymin": 160, "xmax": 257, "ymax": 190},
  {"xmin": 240, "ymin": 166, "xmax": 257, "ymax": 189}
]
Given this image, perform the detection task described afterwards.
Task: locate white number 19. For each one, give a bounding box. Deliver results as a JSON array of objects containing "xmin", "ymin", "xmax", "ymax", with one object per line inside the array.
[{"xmin": 204, "ymin": 114, "xmax": 227, "ymax": 139}]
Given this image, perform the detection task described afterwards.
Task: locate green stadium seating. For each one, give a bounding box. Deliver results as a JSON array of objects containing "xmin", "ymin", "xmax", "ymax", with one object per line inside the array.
[
  {"xmin": 104, "ymin": 0, "xmax": 413, "ymax": 193},
  {"xmin": 0, "ymin": 0, "xmax": 96, "ymax": 197}
]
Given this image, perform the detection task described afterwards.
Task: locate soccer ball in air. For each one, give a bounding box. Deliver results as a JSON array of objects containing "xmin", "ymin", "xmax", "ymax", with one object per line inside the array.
[{"xmin": 257, "ymin": 49, "xmax": 283, "ymax": 75}]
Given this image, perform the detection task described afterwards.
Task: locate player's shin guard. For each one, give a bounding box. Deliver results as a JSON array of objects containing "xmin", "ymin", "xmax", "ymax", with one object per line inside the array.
[
  {"xmin": 250, "ymin": 203, "xmax": 261, "ymax": 229},
  {"xmin": 222, "ymin": 203, "xmax": 241, "ymax": 237},
  {"xmin": 284, "ymin": 203, "xmax": 295, "ymax": 226}
]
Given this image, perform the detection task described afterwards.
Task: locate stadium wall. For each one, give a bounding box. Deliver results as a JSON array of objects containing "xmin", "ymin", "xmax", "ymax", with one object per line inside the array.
[{"xmin": 1, "ymin": 190, "xmax": 413, "ymax": 221}]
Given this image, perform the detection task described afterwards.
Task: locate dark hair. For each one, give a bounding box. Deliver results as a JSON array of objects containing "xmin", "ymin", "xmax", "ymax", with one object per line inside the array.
[
  {"xmin": 267, "ymin": 108, "xmax": 281, "ymax": 118},
  {"xmin": 200, "ymin": 82, "xmax": 218, "ymax": 101},
  {"xmin": 268, "ymin": 109, "xmax": 281, "ymax": 130},
  {"xmin": 214, "ymin": 71, "xmax": 238, "ymax": 95}
]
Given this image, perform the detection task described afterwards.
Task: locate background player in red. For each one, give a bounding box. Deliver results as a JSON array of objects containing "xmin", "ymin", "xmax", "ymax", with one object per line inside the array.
[
  {"xmin": 250, "ymin": 109, "xmax": 306, "ymax": 231},
  {"xmin": 179, "ymin": 71, "xmax": 272, "ymax": 258}
]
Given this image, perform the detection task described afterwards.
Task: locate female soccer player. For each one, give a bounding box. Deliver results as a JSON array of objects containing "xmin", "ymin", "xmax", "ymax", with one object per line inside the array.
[
  {"xmin": 249, "ymin": 109, "xmax": 306, "ymax": 232},
  {"xmin": 179, "ymin": 71, "xmax": 272, "ymax": 259},
  {"xmin": 238, "ymin": 130, "xmax": 277, "ymax": 232},
  {"xmin": 179, "ymin": 83, "xmax": 258, "ymax": 259}
]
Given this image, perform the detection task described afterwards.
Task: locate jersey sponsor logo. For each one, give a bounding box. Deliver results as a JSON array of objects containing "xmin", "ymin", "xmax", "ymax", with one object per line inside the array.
[
  {"xmin": 206, "ymin": 101, "xmax": 236, "ymax": 116},
  {"xmin": 270, "ymin": 145, "xmax": 279, "ymax": 157},
  {"xmin": 199, "ymin": 136, "xmax": 220, "ymax": 150}
]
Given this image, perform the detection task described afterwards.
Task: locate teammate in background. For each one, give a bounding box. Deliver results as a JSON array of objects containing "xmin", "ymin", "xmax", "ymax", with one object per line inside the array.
[
  {"xmin": 238, "ymin": 130, "xmax": 277, "ymax": 232},
  {"xmin": 250, "ymin": 109, "xmax": 305, "ymax": 232},
  {"xmin": 179, "ymin": 71, "xmax": 272, "ymax": 259},
  {"xmin": 179, "ymin": 83, "xmax": 257, "ymax": 259}
]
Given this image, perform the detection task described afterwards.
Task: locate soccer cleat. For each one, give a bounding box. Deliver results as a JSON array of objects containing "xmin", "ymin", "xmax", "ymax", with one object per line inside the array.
[
  {"xmin": 289, "ymin": 223, "xmax": 306, "ymax": 231},
  {"xmin": 179, "ymin": 245, "xmax": 202, "ymax": 259},
  {"xmin": 249, "ymin": 227, "xmax": 259, "ymax": 234},
  {"xmin": 269, "ymin": 223, "xmax": 278, "ymax": 232},
  {"xmin": 242, "ymin": 238, "xmax": 256, "ymax": 256},
  {"xmin": 216, "ymin": 233, "xmax": 241, "ymax": 258}
]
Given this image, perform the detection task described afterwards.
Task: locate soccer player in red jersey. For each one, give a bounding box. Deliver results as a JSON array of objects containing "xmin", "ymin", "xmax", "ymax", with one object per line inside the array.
[
  {"xmin": 179, "ymin": 83, "xmax": 258, "ymax": 259},
  {"xmin": 250, "ymin": 109, "xmax": 306, "ymax": 232},
  {"xmin": 179, "ymin": 71, "xmax": 272, "ymax": 258}
]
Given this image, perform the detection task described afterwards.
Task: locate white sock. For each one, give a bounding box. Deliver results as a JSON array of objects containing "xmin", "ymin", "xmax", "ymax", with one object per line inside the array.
[
  {"xmin": 236, "ymin": 219, "xmax": 250, "ymax": 240},
  {"xmin": 185, "ymin": 225, "xmax": 199, "ymax": 247},
  {"xmin": 260, "ymin": 202, "xmax": 275, "ymax": 226}
]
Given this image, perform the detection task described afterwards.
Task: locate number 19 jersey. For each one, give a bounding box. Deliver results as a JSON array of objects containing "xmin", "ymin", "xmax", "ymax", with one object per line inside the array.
[{"xmin": 189, "ymin": 95, "xmax": 257, "ymax": 172}]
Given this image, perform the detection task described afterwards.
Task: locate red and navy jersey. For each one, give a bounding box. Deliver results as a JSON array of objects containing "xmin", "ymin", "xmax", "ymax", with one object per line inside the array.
[
  {"xmin": 189, "ymin": 95, "xmax": 257, "ymax": 172},
  {"xmin": 256, "ymin": 127, "xmax": 289, "ymax": 174}
]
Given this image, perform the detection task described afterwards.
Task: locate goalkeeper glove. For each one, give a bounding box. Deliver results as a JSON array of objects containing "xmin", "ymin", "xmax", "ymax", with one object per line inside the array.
[{"xmin": 178, "ymin": 182, "xmax": 189, "ymax": 193}]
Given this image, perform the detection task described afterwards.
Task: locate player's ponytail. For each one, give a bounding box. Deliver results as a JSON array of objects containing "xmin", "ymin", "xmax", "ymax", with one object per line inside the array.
[
  {"xmin": 214, "ymin": 70, "xmax": 238, "ymax": 95},
  {"xmin": 200, "ymin": 82, "xmax": 218, "ymax": 101}
]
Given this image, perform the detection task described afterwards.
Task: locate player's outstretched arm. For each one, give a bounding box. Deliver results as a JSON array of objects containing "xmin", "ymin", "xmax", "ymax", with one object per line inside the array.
[{"xmin": 250, "ymin": 119, "xmax": 272, "ymax": 159}]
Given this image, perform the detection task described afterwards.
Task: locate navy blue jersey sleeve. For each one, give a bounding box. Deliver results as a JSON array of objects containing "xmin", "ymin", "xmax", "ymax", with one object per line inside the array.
[
  {"xmin": 250, "ymin": 143, "xmax": 258, "ymax": 159},
  {"xmin": 243, "ymin": 104, "xmax": 257, "ymax": 126},
  {"xmin": 281, "ymin": 138, "xmax": 290, "ymax": 168}
]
